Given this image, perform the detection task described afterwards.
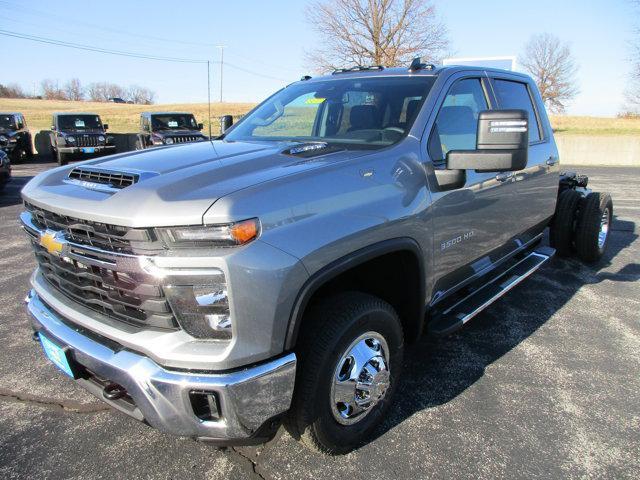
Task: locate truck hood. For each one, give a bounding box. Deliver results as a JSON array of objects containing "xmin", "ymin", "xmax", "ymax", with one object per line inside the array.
[{"xmin": 22, "ymin": 140, "xmax": 365, "ymax": 227}]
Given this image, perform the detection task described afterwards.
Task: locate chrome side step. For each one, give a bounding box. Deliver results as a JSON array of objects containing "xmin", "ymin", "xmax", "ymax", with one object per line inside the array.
[{"xmin": 428, "ymin": 247, "xmax": 555, "ymax": 336}]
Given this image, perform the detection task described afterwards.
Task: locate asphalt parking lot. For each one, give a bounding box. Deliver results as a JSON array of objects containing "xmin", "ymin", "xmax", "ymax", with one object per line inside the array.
[{"xmin": 0, "ymin": 160, "xmax": 638, "ymax": 479}]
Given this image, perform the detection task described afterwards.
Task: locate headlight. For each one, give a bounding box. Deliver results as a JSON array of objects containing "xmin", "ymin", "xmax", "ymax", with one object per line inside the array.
[
  {"xmin": 165, "ymin": 276, "xmax": 232, "ymax": 340},
  {"xmin": 0, "ymin": 135, "xmax": 6, "ymax": 142},
  {"xmin": 164, "ymin": 137, "xmax": 174, "ymax": 145},
  {"xmin": 66, "ymin": 136, "xmax": 76, "ymax": 143},
  {"xmin": 98, "ymin": 135, "xmax": 105, "ymax": 142},
  {"xmin": 160, "ymin": 218, "xmax": 260, "ymax": 247}
]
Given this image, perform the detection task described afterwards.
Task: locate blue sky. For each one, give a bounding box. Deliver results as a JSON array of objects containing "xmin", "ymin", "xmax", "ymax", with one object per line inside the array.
[{"xmin": 0, "ymin": 0, "xmax": 636, "ymax": 116}]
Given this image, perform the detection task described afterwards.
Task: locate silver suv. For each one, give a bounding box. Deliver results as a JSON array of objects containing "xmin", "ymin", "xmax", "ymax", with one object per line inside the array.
[{"xmin": 21, "ymin": 60, "xmax": 612, "ymax": 454}]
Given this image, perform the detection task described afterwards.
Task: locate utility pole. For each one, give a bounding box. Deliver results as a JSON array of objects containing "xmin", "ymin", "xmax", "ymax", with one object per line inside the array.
[
  {"xmin": 216, "ymin": 45, "xmax": 226, "ymax": 103},
  {"xmin": 207, "ymin": 60, "xmax": 212, "ymax": 137}
]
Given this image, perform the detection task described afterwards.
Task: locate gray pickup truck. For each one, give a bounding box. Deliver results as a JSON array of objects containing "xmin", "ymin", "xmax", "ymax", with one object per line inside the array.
[{"xmin": 21, "ymin": 59, "xmax": 612, "ymax": 454}]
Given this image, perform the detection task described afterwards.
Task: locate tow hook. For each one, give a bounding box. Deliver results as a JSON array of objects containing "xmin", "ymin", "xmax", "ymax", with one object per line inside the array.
[
  {"xmin": 103, "ymin": 383, "xmax": 127, "ymax": 401},
  {"xmin": 31, "ymin": 331, "xmax": 40, "ymax": 342}
]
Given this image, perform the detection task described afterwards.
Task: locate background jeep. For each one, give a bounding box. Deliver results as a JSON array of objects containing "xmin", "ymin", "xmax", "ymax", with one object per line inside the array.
[
  {"xmin": 49, "ymin": 113, "xmax": 116, "ymax": 166},
  {"xmin": 135, "ymin": 111, "xmax": 207, "ymax": 149},
  {"xmin": 0, "ymin": 112, "xmax": 33, "ymax": 163}
]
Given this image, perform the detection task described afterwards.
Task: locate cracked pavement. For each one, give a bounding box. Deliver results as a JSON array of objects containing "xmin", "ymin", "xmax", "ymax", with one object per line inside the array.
[{"xmin": 0, "ymin": 161, "xmax": 638, "ymax": 479}]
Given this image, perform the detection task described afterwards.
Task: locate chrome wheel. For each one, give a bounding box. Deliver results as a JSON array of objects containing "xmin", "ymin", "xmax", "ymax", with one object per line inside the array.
[
  {"xmin": 330, "ymin": 332, "xmax": 390, "ymax": 425},
  {"xmin": 598, "ymin": 208, "xmax": 610, "ymax": 250}
]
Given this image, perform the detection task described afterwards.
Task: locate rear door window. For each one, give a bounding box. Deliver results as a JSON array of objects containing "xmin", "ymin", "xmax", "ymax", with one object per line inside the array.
[{"xmin": 492, "ymin": 79, "xmax": 541, "ymax": 142}]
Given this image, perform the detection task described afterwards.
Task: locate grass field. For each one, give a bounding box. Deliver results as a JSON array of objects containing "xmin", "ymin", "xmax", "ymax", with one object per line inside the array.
[
  {"xmin": 1, "ymin": 98, "xmax": 638, "ymax": 136},
  {"xmin": 549, "ymin": 115, "xmax": 640, "ymax": 135}
]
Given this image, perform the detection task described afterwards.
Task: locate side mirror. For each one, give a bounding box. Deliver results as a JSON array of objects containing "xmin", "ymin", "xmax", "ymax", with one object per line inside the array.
[
  {"xmin": 103, "ymin": 123, "xmax": 109, "ymax": 131},
  {"xmin": 446, "ymin": 110, "xmax": 528, "ymax": 172},
  {"xmin": 220, "ymin": 115, "xmax": 233, "ymax": 134},
  {"xmin": 197, "ymin": 123, "xmax": 204, "ymax": 130}
]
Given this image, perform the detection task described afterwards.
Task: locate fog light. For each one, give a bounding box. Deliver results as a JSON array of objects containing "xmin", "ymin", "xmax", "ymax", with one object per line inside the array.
[
  {"xmin": 165, "ymin": 282, "xmax": 232, "ymax": 340},
  {"xmin": 189, "ymin": 390, "xmax": 220, "ymax": 421}
]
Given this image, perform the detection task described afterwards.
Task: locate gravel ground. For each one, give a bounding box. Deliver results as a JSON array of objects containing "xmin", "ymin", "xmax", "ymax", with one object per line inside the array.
[{"xmin": 0, "ymin": 160, "xmax": 638, "ymax": 479}]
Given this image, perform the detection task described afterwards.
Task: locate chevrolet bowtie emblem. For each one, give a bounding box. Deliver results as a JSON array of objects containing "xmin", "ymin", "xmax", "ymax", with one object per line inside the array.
[{"xmin": 40, "ymin": 230, "xmax": 65, "ymax": 256}]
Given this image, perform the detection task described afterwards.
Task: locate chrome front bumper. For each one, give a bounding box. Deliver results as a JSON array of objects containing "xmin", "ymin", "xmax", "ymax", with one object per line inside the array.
[{"xmin": 26, "ymin": 290, "xmax": 297, "ymax": 443}]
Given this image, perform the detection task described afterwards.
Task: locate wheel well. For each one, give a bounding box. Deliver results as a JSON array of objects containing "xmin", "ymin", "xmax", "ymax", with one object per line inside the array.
[{"xmin": 287, "ymin": 247, "xmax": 425, "ymax": 348}]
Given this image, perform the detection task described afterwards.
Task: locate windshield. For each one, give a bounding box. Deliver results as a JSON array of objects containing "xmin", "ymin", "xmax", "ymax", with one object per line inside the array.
[
  {"xmin": 151, "ymin": 114, "xmax": 198, "ymax": 130},
  {"xmin": 0, "ymin": 115, "xmax": 16, "ymax": 129},
  {"xmin": 58, "ymin": 115, "xmax": 103, "ymax": 131},
  {"xmin": 225, "ymin": 76, "xmax": 435, "ymax": 148}
]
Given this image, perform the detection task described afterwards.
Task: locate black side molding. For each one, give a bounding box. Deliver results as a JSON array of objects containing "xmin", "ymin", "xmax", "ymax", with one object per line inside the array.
[{"xmin": 284, "ymin": 237, "xmax": 426, "ymax": 350}]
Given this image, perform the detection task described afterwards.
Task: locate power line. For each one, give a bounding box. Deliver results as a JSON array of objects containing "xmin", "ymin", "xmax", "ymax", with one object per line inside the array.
[
  {"xmin": 224, "ymin": 61, "xmax": 289, "ymax": 82},
  {"xmin": 0, "ymin": 0, "xmax": 209, "ymax": 48},
  {"xmin": 0, "ymin": 28, "xmax": 291, "ymax": 82},
  {"xmin": 0, "ymin": 0, "xmax": 302, "ymax": 74},
  {"xmin": 0, "ymin": 29, "xmax": 208, "ymax": 63}
]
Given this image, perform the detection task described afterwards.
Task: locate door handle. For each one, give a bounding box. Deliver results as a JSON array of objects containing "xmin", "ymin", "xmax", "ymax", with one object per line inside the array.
[
  {"xmin": 546, "ymin": 156, "xmax": 558, "ymax": 166},
  {"xmin": 495, "ymin": 172, "xmax": 513, "ymax": 182}
]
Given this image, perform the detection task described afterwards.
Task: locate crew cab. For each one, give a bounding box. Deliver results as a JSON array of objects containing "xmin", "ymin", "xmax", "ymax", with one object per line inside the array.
[
  {"xmin": 21, "ymin": 60, "xmax": 612, "ymax": 455},
  {"xmin": 0, "ymin": 112, "xmax": 33, "ymax": 163},
  {"xmin": 135, "ymin": 111, "xmax": 207, "ymax": 149},
  {"xmin": 49, "ymin": 113, "xmax": 116, "ymax": 165}
]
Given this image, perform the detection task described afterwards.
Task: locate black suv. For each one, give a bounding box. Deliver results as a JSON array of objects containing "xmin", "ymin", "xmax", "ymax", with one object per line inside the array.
[
  {"xmin": 136, "ymin": 112, "xmax": 207, "ymax": 149},
  {"xmin": 50, "ymin": 113, "xmax": 116, "ymax": 165},
  {"xmin": 0, "ymin": 112, "xmax": 33, "ymax": 163}
]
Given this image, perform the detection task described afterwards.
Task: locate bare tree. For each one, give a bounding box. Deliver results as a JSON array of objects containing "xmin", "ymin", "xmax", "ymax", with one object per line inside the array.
[
  {"xmin": 105, "ymin": 83, "xmax": 127, "ymax": 100},
  {"xmin": 0, "ymin": 83, "xmax": 27, "ymax": 98},
  {"xmin": 41, "ymin": 79, "xmax": 66, "ymax": 100},
  {"xmin": 519, "ymin": 33, "xmax": 579, "ymax": 113},
  {"xmin": 305, "ymin": 0, "xmax": 449, "ymax": 72},
  {"xmin": 64, "ymin": 78, "xmax": 84, "ymax": 101},
  {"xmin": 127, "ymin": 85, "xmax": 155, "ymax": 104}
]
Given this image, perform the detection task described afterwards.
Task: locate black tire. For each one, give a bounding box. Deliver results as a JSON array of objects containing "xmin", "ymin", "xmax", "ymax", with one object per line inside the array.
[
  {"xmin": 57, "ymin": 151, "xmax": 68, "ymax": 166},
  {"xmin": 286, "ymin": 292, "xmax": 404, "ymax": 455},
  {"xmin": 11, "ymin": 148, "xmax": 27, "ymax": 164},
  {"xmin": 26, "ymin": 139, "xmax": 34, "ymax": 158},
  {"xmin": 550, "ymin": 189, "xmax": 581, "ymax": 256},
  {"xmin": 575, "ymin": 192, "xmax": 613, "ymax": 263}
]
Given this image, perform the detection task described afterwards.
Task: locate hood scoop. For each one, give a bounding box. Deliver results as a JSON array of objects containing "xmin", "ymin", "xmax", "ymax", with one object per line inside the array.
[{"xmin": 65, "ymin": 167, "xmax": 153, "ymax": 193}]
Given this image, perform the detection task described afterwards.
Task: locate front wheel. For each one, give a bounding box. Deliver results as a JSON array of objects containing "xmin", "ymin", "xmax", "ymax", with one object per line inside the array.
[{"xmin": 287, "ymin": 292, "xmax": 404, "ymax": 455}]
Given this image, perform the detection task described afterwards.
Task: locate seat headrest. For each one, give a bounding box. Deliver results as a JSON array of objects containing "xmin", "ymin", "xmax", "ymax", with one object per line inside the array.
[{"xmin": 349, "ymin": 105, "xmax": 378, "ymax": 130}]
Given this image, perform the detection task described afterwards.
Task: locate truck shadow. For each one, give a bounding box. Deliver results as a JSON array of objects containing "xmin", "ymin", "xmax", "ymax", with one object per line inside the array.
[
  {"xmin": 0, "ymin": 162, "xmax": 43, "ymax": 207},
  {"xmin": 368, "ymin": 215, "xmax": 637, "ymax": 445}
]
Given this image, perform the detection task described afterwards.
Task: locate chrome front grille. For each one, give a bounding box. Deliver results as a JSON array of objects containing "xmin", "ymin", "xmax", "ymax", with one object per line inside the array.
[
  {"xmin": 24, "ymin": 203, "xmax": 160, "ymax": 254},
  {"xmin": 68, "ymin": 167, "xmax": 138, "ymax": 189},
  {"xmin": 21, "ymin": 210, "xmax": 177, "ymax": 331},
  {"xmin": 75, "ymin": 135, "xmax": 100, "ymax": 147},
  {"xmin": 33, "ymin": 244, "xmax": 176, "ymax": 330}
]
